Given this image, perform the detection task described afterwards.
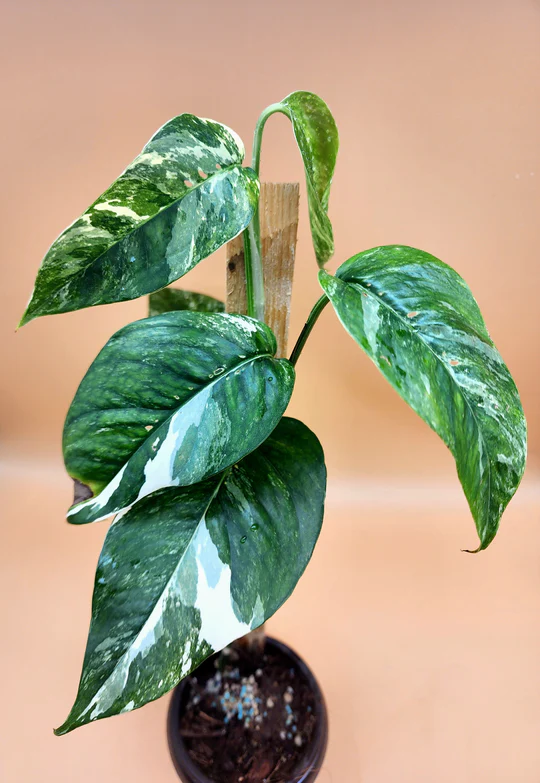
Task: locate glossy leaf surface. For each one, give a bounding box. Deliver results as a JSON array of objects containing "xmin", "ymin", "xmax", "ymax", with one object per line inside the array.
[
  {"xmin": 64, "ymin": 312, "xmax": 294, "ymax": 524},
  {"xmin": 55, "ymin": 417, "xmax": 326, "ymax": 734},
  {"xmin": 20, "ymin": 116, "xmax": 258, "ymax": 325},
  {"xmin": 148, "ymin": 288, "xmax": 224, "ymax": 317},
  {"xmin": 276, "ymin": 91, "xmax": 338, "ymax": 266},
  {"xmin": 319, "ymin": 245, "xmax": 526, "ymax": 550}
]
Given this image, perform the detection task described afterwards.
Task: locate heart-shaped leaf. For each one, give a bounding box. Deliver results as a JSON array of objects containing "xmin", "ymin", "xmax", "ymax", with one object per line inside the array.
[
  {"xmin": 274, "ymin": 91, "xmax": 338, "ymax": 266},
  {"xmin": 64, "ymin": 312, "xmax": 294, "ymax": 525},
  {"xmin": 20, "ymin": 115, "xmax": 259, "ymax": 325},
  {"xmin": 148, "ymin": 288, "xmax": 224, "ymax": 317},
  {"xmin": 319, "ymin": 245, "xmax": 526, "ymax": 550},
  {"xmin": 54, "ymin": 417, "xmax": 326, "ymax": 735}
]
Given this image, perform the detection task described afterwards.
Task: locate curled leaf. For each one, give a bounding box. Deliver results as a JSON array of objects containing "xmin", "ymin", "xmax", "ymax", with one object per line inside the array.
[{"xmin": 272, "ymin": 91, "xmax": 338, "ymax": 266}]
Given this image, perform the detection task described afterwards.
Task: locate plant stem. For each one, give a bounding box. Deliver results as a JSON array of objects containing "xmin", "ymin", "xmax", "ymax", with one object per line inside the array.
[
  {"xmin": 243, "ymin": 103, "xmax": 283, "ymax": 323},
  {"xmin": 251, "ymin": 103, "xmax": 282, "ymax": 175},
  {"xmin": 289, "ymin": 295, "xmax": 329, "ymax": 366},
  {"xmin": 241, "ymin": 228, "xmax": 257, "ymax": 320}
]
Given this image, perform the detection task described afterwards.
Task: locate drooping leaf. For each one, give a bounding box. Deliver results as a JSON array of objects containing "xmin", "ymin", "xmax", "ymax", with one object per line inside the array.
[
  {"xmin": 20, "ymin": 116, "xmax": 259, "ymax": 325},
  {"xmin": 319, "ymin": 245, "xmax": 526, "ymax": 550},
  {"xmin": 148, "ymin": 287, "xmax": 224, "ymax": 317},
  {"xmin": 64, "ymin": 312, "xmax": 294, "ymax": 525},
  {"xmin": 273, "ymin": 91, "xmax": 338, "ymax": 266},
  {"xmin": 54, "ymin": 417, "xmax": 326, "ymax": 735}
]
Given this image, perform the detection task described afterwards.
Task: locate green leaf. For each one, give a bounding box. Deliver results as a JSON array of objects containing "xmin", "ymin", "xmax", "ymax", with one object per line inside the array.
[
  {"xmin": 148, "ymin": 288, "xmax": 224, "ymax": 317},
  {"xmin": 275, "ymin": 91, "xmax": 338, "ymax": 266},
  {"xmin": 64, "ymin": 311, "xmax": 295, "ymax": 525},
  {"xmin": 54, "ymin": 417, "xmax": 326, "ymax": 734},
  {"xmin": 319, "ymin": 245, "xmax": 526, "ymax": 551},
  {"xmin": 20, "ymin": 116, "xmax": 259, "ymax": 325}
]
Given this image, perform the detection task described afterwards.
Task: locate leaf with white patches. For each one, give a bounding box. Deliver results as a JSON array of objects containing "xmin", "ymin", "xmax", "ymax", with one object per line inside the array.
[
  {"xmin": 54, "ymin": 417, "xmax": 326, "ymax": 734},
  {"xmin": 148, "ymin": 287, "xmax": 224, "ymax": 317},
  {"xmin": 319, "ymin": 245, "xmax": 526, "ymax": 550},
  {"xmin": 64, "ymin": 311, "xmax": 294, "ymax": 524},
  {"xmin": 20, "ymin": 115, "xmax": 259, "ymax": 325},
  {"xmin": 272, "ymin": 91, "xmax": 338, "ymax": 266}
]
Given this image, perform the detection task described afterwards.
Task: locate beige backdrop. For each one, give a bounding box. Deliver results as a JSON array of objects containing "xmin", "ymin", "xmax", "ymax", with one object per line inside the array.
[{"xmin": 1, "ymin": 1, "xmax": 540, "ymax": 781}]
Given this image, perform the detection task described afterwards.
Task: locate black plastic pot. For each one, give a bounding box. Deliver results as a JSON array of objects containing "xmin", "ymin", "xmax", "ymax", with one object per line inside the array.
[{"xmin": 167, "ymin": 637, "xmax": 328, "ymax": 783}]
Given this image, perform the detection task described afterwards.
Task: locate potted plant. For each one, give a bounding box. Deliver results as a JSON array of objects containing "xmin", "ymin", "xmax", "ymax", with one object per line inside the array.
[{"xmin": 19, "ymin": 91, "xmax": 526, "ymax": 782}]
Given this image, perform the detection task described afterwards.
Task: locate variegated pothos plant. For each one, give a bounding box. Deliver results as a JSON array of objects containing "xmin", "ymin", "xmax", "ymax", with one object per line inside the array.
[{"xmin": 19, "ymin": 92, "xmax": 527, "ymax": 736}]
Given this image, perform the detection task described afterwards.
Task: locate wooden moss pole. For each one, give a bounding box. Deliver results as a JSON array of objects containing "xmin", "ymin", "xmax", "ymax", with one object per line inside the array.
[
  {"xmin": 226, "ymin": 182, "xmax": 300, "ymax": 653},
  {"xmin": 227, "ymin": 182, "xmax": 300, "ymax": 356}
]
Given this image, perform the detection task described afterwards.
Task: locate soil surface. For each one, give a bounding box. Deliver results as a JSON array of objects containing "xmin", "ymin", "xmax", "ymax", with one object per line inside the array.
[{"xmin": 178, "ymin": 643, "xmax": 318, "ymax": 782}]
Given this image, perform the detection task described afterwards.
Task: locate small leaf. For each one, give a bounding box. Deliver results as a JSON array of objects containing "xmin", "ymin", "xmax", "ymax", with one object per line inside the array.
[
  {"xmin": 64, "ymin": 312, "xmax": 294, "ymax": 524},
  {"xmin": 20, "ymin": 115, "xmax": 259, "ymax": 325},
  {"xmin": 275, "ymin": 91, "xmax": 338, "ymax": 266},
  {"xmin": 54, "ymin": 417, "xmax": 326, "ymax": 734},
  {"xmin": 148, "ymin": 288, "xmax": 224, "ymax": 317},
  {"xmin": 319, "ymin": 245, "xmax": 526, "ymax": 550}
]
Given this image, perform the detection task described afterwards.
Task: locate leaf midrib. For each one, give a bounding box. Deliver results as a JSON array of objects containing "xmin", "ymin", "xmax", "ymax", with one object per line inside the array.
[{"xmin": 67, "ymin": 163, "xmax": 245, "ymax": 279}]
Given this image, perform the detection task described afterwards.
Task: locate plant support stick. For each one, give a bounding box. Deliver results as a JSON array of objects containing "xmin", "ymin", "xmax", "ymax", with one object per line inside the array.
[
  {"xmin": 227, "ymin": 183, "xmax": 299, "ymax": 356},
  {"xmin": 227, "ymin": 182, "xmax": 300, "ymax": 653}
]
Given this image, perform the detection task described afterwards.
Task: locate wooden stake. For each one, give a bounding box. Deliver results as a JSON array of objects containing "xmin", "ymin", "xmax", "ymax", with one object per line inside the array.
[
  {"xmin": 226, "ymin": 182, "xmax": 300, "ymax": 358},
  {"xmin": 227, "ymin": 182, "xmax": 299, "ymax": 656}
]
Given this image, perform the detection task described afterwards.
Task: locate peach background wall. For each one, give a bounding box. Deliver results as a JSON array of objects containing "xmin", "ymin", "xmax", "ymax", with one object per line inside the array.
[
  {"xmin": 1, "ymin": 1, "xmax": 539, "ymax": 781},
  {"xmin": 2, "ymin": 0, "xmax": 539, "ymax": 477}
]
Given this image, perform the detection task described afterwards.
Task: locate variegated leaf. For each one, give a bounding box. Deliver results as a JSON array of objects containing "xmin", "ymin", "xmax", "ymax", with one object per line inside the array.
[
  {"xmin": 319, "ymin": 245, "xmax": 526, "ymax": 550},
  {"xmin": 54, "ymin": 417, "xmax": 326, "ymax": 734},
  {"xmin": 275, "ymin": 91, "xmax": 338, "ymax": 266},
  {"xmin": 64, "ymin": 312, "xmax": 294, "ymax": 525},
  {"xmin": 148, "ymin": 287, "xmax": 224, "ymax": 317},
  {"xmin": 20, "ymin": 116, "xmax": 259, "ymax": 325}
]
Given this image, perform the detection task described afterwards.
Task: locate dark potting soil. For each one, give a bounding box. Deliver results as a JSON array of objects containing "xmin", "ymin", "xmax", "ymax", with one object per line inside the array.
[{"xmin": 178, "ymin": 644, "xmax": 318, "ymax": 782}]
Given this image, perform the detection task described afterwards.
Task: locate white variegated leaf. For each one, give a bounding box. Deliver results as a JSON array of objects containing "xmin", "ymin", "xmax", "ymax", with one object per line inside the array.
[
  {"xmin": 273, "ymin": 91, "xmax": 338, "ymax": 266},
  {"xmin": 64, "ymin": 311, "xmax": 295, "ymax": 524},
  {"xmin": 320, "ymin": 245, "xmax": 527, "ymax": 550},
  {"xmin": 20, "ymin": 115, "xmax": 258, "ymax": 324},
  {"xmin": 54, "ymin": 418, "xmax": 326, "ymax": 734}
]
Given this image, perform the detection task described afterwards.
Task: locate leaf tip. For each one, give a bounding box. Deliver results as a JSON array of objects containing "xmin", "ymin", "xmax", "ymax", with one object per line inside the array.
[
  {"xmin": 461, "ymin": 538, "xmax": 489, "ymax": 554},
  {"xmin": 463, "ymin": 520, "xmax": 499, "ymax": 554},
  {"xmin": 19, "ymin": 285, "xmax": 44, "ymax": 327},
  {"xmin": 54, "ymin": 705, "xmax": 83, "ymax": 735},
  {"xmin": 17, "ymin": 309, "xmax": 32, "ymax": 329}
]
